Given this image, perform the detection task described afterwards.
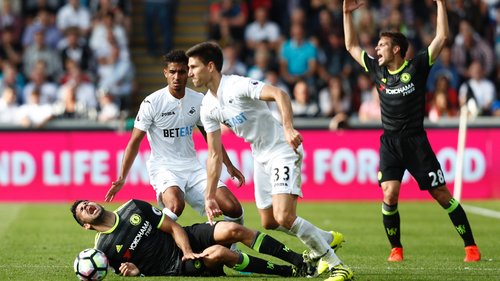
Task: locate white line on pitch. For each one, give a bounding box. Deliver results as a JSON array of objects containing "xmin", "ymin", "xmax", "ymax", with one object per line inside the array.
[{"xmin": 463, "ymin": 204, "xmax": 500, "ymax": 219}]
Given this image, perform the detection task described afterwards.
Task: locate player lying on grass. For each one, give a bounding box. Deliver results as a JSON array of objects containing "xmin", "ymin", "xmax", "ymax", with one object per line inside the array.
[{"xmin": 70, "ymin": 199, "xmax": 316, "ymax": 277}]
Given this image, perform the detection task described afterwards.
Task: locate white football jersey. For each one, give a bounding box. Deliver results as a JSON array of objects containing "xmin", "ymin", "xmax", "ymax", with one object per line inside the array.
[
  {"xmin": 200, "ymin": 75, "xmax": 289, "ymax": 163},
  {"xmin": 135, "ymin": 86, "xmax": 204, "ymax": 174}
]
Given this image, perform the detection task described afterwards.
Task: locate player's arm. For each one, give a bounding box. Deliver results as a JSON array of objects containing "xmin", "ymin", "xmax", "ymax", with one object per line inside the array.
[
  {"xmin": 259, "ymin": 84, "xmax": 302, "ymax": 150},
  {"xmin": 343, "ymin": 0, "xmax": 365, "ymax": 66},
  {"xmin": 428, "ymin": 0, "xmax": 449, "ymax": 63},
  {"xmin": 205, "ymin": 129, "xmax": 224, "ymax": 224},
  {"xmin": 158, "ymin": 215, "xmax": 200, "ymax": 260},
  {"xmin": 105, "ymin": 128, "xmax": 146, "ymax": 202},
  {"xmin": 198, "ymin": 125, "xmax": 245, "ymax": 187}
]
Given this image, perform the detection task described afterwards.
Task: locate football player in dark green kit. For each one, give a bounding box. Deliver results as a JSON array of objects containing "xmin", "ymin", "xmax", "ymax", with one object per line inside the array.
[
  {"xmin": 71, "ymin": 199, "xmax": 315, "ymax": 277},
  {"xmin": 343, "ymin": 0, "xmax": 480, "ymax": 262}
]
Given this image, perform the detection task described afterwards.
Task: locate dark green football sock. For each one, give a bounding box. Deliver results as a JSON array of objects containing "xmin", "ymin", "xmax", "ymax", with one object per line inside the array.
[
  {"xmin": 233, "ymin": 252, "xmax": 293, "ymax": 277},
  {"xmin": 445, "ymin": 198, "xmax": 476, "ymax": 246},
  {"xmin": 382, "ymin": 202, "xmax": 402, "ymax": 248},
  {"xmin": 251, "ymin": 232, "xmax": 303, "ymax": 267}
]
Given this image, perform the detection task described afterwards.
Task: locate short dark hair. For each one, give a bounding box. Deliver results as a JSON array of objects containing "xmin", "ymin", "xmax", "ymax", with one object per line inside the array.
[
  {"xmin": 163, "ymin": 49, "xmax": 188, "ymax": 68},
  {"xmin": 70, "ymin": 200, "xmax": 87, "ymax": 226},
  {"xmin": 380, "ymin": 31, "xmax": 409, "ymax": 58},
  {"xmin": 186, "ymin": 41, "xmax": 224, "ymax": 72}
]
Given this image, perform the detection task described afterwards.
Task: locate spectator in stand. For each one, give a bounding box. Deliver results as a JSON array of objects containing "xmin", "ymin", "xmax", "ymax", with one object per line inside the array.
[
  {"xmin": 209, "ymin": 0, "xmax": 248, "ymax": 43},
  {"xmin": 244, "ymin": 6, "xmax": 281, "ymax": 54},
  {"xmin": 269, "ymin": 1, "xmax": 309, "ymax": 38},
  {"xmin": 246, "ymin": 43, "xmax": 271, "ymax": 81},
  {"xmin": 89, "ymin": 11, "xmax": 128, "ymax": 59},
  {"xmin": 318, "ymin": 75, "xmax": 351, "ymax": 118},
  {"xmin": 89, "ymin": 0, "xmax": 132, "ymax": 36},
  {"xmin": 55, "ymin": 60, "xmax": 97, "ymax": 119},
  {"xmin": 0, "ymin": 0, "xmax": 23, "ymax": 42},
  {"xmin": 317, "ymin": 31, "xmax": 355, "ymax": 90},
  {"xmin": 22, "ymin": 60, "xmax": 58, "ymax": 105},
  {"xmin": 428, "ymin": 90, "xmax": 457, "ymax": 122},
  {"xmin": 358, "ymin": 87, "xmax": 381, "ymax": 123},
  {"xmin": 290, "ymin": 79, "xmax": 318, "ymax": 118},
  {"xmin": 97, "ymin": 88, "xmax": 120, "ymax": 123},
  {"xmin": 96, "ymin": 41, "xmax": 134, "ymax": 109},
  {"xmin": 0, "ymin": 26, "xmax": 23, "ymax": 69},
  {"xmin": 221, "ymin": 42, "xmax": 246, "ymax": 76},
  {"xmin": 22, "ymin": 8, "xmax": 62, "ymax": 50},
  {"xmin": 18, "ymin": 87, "xmax": 54, "ymax": 128},
  {"xmin": 452, "ymin": 20, "xmax": 495, "ymax": 80},
  {"xmin": 458, "ymin": 60, "xmax": 496, "ymax": 116},
  {"xmin": 351, "ymin": 72, "xmax": 373, "ymax": 113},
  {"xmin": 352, "ymin": 2, "xmax": 377, "ymax": 41},
  {"xmin": 0, "ymin": 62, "xmax": 25, "ymax": 104},
  {"xmin": 279, "ymin": 23, "xmax": 318, "ymax": 92},
  {"xmin": 0, "ymin": 85, "xmax": 20, "ymax": 124},
  {"xmin": 144, "ymin": 0, "xmax": 176, "ymax": 56},
  {"xmin": 427, "ymin": 74, "xmax": 458, "ymax": 114},
  {"xmin": 56, "ymin": 0, "xmax": 92, "ymax": 37},
  {"xmin": 23, "ymin": 0, "xmax": 61, "ymax": 20},
  {"xmin": 59, "ymin": 58, "xmax": 92, "ymax": 85},
  {"xmin": 59, "ymin": 27, "xmax": 93, "ymax": 73},
  {"xmin": 22, "ymin": 28, "xmax": 62, "ymax": 81},
  {"xmin": 312, "ymin": 8, "xmax": 336, "ymax": 49},
  {"xmin": 426, "ymin": 45, "xmax": 460, "ymax": 93}
]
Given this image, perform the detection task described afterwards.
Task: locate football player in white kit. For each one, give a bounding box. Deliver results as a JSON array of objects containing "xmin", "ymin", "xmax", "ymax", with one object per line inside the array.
[
  {"xmin": 186, "ymin": 42, "xmax": 353, "ymax": 281},
  {"xmin": 105, "ymin": 50, "xmax": 245, "ymax": 226}
]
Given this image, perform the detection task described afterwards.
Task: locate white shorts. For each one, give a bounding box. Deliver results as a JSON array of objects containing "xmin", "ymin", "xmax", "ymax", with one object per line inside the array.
[
  {"xmin": 150, "ymin": 163, "xmax": 226, "ymax": 216},
  {"xmin": 254, "ymin": 146, "xmax": 303, "ymax": 209}
]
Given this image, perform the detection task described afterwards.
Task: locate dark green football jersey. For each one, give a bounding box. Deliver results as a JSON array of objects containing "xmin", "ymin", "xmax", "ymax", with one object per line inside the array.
[
  {"xmin": 362, "ymin": 50, "xmax": 432, "ymax": 136},
  {"xmin": 94, "ymin": 200, "xmax": 182, "ymax": 276}
]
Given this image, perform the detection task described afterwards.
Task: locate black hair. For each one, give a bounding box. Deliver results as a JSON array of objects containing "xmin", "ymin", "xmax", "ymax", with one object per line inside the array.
[
  {"xmin": 185, "ymin": 41, "xmax": 224, "ymax": 72},
  {"xmin": 380, "ymin": 31, "xmax": 409, "ymax": 58},
  {"xmin": 163, "ymin": 49, "xmax": 188, "ymax": 68},
  {"xmin": 70, "ymin": 200, "xmax": 87, "ymax": 226}
]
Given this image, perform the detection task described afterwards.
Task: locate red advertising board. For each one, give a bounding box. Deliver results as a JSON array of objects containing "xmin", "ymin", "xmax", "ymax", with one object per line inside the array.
[{"xmin": 0, "ymin": 129, "xmax": 499, "ymax": 202}]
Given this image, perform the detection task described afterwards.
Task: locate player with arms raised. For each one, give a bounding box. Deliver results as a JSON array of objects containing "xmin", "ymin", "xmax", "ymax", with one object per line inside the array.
[{"xmin": 343, "ymin": 0, "xmax": 480, "ymax": 262}]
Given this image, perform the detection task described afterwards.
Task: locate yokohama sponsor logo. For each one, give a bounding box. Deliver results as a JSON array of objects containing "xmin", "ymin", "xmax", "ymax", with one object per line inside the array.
[
  {"xmin": 129, "ymin": 221, "xmax": 151, "ymax": 250},
  {"xmin": 385, "ymin": 82, "xmax": 415, "ymax": 96}
]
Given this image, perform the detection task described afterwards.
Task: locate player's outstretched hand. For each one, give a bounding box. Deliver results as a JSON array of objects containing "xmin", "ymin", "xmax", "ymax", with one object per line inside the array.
[
  {"xmin": 105, "ymin": 178, "xmax": 125, "ymax": 202},
  {"xmin": 343, "ymin": 0, "xmax": 364, "ymax": 13},
  {"xmin": 119, "ymin": 262, "xmax": 140, "ymax": 277},
  {"xmin": 205, "ymin": 198, "xmax": 222, "ymax": 225},
  {"xmin": 227, "ymin": 165, "xmax": 246, "ymax": 187}
]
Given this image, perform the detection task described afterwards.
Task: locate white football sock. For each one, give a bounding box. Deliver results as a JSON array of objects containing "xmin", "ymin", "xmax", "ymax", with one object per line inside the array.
[
  {"xmin": 224, "ymin": 208, "xmax": 244, "ymax": 225},
  {"xmin": 162, "ymin": 207, "xmax": 178, "ymax": 221},
  {"xmin": 289, "ymin": 216, "xmax": 341, "ymax": 266}
]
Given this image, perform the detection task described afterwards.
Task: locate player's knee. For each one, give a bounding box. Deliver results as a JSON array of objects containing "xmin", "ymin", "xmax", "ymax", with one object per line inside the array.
[
  {"xmin": 161, "ymin": 195, "xmax": 185, "ymax": 216},
  {"xmin": 217, "ymin": 189, "xmax": 243, "ymax": 218}
]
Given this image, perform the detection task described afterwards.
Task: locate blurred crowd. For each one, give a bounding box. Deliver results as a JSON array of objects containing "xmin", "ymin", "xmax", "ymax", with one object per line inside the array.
[
  {"xmin": 1, "ymin": 0, "xmax": 500, "ymax": 129},
  {"xmin": 0, "ymin": 0, "xmax": 133, "ymax": 128},
  {"xmin": 207, "ymin": 0, "xmax": 500, "ymax": 130}
]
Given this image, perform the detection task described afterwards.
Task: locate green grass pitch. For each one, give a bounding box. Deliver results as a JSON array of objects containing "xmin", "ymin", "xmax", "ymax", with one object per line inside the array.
[{"xmin": 0, "ymin": 200, "xmax": 499, "ymax": 281}]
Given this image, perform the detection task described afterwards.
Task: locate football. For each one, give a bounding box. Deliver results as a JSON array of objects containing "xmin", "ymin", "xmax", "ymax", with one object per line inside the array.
[{"xmin": 73, "ymin": 248, "xmax": 109, "ymax": 281}]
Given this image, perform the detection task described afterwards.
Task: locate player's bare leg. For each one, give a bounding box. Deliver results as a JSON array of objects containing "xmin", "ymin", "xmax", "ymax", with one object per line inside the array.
[{"xmin": 215, "ymin": 186, "xmax": 244, "ymax": 225}]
